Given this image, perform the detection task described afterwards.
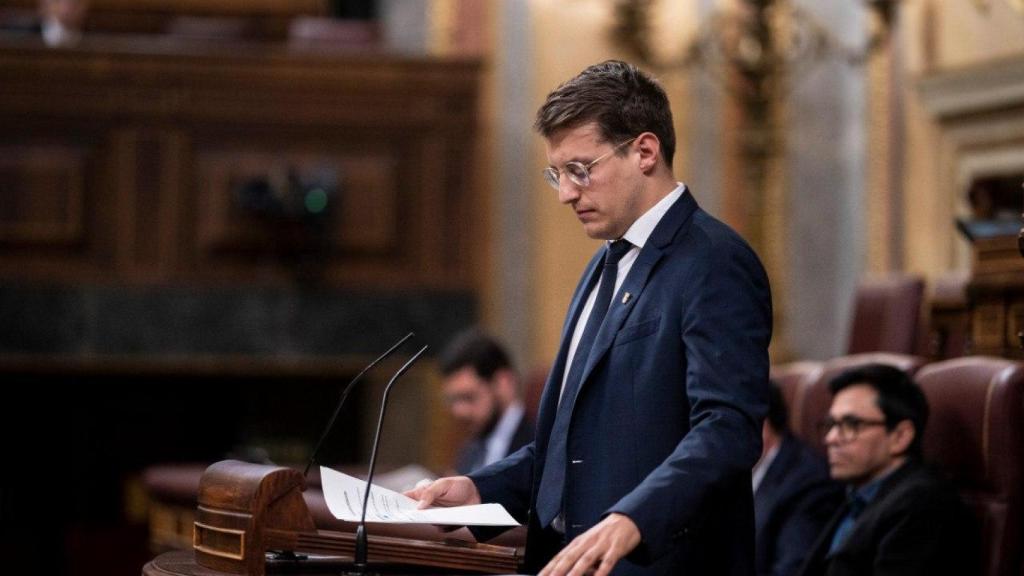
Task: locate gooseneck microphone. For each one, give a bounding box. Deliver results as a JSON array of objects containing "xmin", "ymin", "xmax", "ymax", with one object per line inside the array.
[
  {"xmin": 354, "ymin": 344, "xmax": 430, "ymax": 572},
  {"xmin": 303, "ymin": 332, "xmax": 415, "ymax": 478}
]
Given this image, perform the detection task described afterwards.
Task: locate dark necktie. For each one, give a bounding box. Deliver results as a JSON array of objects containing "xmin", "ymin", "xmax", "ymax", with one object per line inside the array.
[
  {"xmin": 828, "ymin": 492, "xmax": 867, "ymax": 555},
  {"xmin": 536, "ymin": 239, "xmax": 632, "ymax": 528}
]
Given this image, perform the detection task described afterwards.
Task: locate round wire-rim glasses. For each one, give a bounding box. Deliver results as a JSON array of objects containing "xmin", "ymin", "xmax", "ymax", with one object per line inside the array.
[{"xmin": 542, "ymin": 136, "xmax": 639, "ymax": 191}]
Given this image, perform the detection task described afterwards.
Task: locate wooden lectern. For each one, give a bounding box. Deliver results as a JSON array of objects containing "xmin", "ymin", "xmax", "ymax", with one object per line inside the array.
[{"xmin": 189, "ymin": 461, "xmax": 521, "ymax": 575}]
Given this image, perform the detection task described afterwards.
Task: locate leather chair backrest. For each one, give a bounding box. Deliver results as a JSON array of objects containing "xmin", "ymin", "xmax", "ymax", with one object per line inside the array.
[
  {"xmin": 915, "ymin": 357, "xmax": 1024, "ymax": 576},
  {"xmin": 847, "ymin": 275, "xmax": 925, "ymax": 355},
  {"xmin": 797, "ymin": 353, "xmax": 928, "ymax": 455},
  {"xmin": 770, "ymin": 361, "xmax": 823, "ymax": 440}
]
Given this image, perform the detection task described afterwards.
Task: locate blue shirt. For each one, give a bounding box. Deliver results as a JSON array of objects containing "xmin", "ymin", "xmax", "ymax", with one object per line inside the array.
[{"xmin": 828, "ymin": 473, "xmax": 887, "ymax": 555}]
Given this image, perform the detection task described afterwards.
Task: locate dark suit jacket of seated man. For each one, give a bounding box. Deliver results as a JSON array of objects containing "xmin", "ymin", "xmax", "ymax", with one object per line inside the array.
[
  {"xmin": 454, "ymin": 403, "xmax": 534, "ymax": 475},
  {"xmin": 754, "ymin": 432, "xmax": 842, "ymax": 576},
  {"xmin": 407, "ymin": 60, "xmax": 772, "ymax": 576},
  {"xmin": 797, "ymin": 364, "xmax": 978, "ymax": 576}
]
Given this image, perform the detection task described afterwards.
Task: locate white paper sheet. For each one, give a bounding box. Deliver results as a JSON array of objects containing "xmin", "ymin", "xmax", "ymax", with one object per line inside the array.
[{"xmin": 320, "ymin": 466, "xmax": 520, "ymax": 526}]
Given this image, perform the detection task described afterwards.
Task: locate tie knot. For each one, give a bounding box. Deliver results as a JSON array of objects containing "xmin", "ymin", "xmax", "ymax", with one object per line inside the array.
[
  {"xmin": 847, "ymin": 493, "xmax": 867, "ymax": 517},
  {"xmin": 605, "ymin": 240, "xmax": 632, "ymax": 267}
]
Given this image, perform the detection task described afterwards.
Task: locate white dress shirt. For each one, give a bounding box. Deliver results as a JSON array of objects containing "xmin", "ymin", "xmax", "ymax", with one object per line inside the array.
[
  {"xmin": 482, "ymin": 401, "xmax": 526, "ymax": 467},
  {"xmin": 559, "ymin": 183, "xmax": 687, "ymax": 400}
]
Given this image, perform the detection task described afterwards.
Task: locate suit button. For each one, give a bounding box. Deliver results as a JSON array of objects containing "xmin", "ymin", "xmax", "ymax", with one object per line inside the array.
[{"xmin": 570, "ymin": 459, "xmax": 584, "ymax": 464}]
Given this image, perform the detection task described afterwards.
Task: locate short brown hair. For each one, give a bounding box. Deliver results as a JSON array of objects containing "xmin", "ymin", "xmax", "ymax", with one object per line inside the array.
[
  {"xmin": 534, "ymin": 60, "xmax": 675, "ymax": 168},
  {"xmin": 438, "ymin": 328, "xmax": 513, "ymax": 382}
]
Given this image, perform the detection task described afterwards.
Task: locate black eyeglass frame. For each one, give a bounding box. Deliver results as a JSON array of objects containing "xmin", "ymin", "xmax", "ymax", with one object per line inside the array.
[{"xmin": 818, "ymin": 415, "xmax": 889, "ymax": 442}]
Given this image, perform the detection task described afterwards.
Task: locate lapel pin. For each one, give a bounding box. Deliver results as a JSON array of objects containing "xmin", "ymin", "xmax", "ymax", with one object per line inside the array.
[{"xmin": 622, "ymin": 292, "xmax": 632, "ymax": 304}]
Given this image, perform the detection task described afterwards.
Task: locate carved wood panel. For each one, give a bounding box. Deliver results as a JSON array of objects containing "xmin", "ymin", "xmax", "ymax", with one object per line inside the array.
[
  {"xmin": 0, "ymin": 37, "xmax": 480, "ymax": 574},
  {"xmin": 0, "ymin": 37, "xmax": 481, "ymax": 288},
  {"xmin": 0, "ymin": 128, "xmax": 121, "ymax": 280},
  {"xmin": 0, "ymin": 144, "xmax": 87, "ymax": 247},
  {"xmin": 194, "ymin": 147, "xmax": 399, "ymax": 256},
  {"xmin": 6, "ymin": 0, "xmax": 322, "ymax": 12}
]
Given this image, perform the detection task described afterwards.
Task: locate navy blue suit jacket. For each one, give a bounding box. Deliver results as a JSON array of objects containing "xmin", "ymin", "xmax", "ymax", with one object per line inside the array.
[
  {"xmin": 754, "ymin": 434, "xmax": 842, "ymax": 576},
  {"xmin": 469, "ymin": 190, "xmax": 772, "ymax": 575}
]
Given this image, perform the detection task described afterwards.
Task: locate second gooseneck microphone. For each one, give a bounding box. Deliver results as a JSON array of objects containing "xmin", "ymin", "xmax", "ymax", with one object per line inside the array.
[
  {"xmin": 303, "ymin": 332, "xmax": 415, "ymax": 478},
  {"xmin": 353, "ymin": 344, "xmax": 430, "ymax": 572}
]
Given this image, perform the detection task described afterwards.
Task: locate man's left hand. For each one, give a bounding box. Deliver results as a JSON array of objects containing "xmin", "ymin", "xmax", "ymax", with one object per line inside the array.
[{"xmin": 538, "ymin": 513, "xmax": 641, "ymax": 576}]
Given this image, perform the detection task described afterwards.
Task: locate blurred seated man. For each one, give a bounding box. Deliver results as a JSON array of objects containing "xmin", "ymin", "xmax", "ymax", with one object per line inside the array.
[
  {"xmin": 438, "ymin": 329, "xmax": 534, "ymax": 474},
  {"xmin": 754, "ymin": 382, "xmax": 842, "ymax": 576},
  {"xmin": 798, "ymin": 364, "xmax": 977, "ymax": 576}
]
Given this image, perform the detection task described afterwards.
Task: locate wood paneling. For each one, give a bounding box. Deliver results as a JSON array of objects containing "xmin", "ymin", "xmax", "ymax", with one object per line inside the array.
[
  {"xmin": 0, "ymin": 144, "xmax": 87, "ymax": 246},
  {"xmin": 964, "ymin": 237, "xmax": 1024, "ymax": 358},
  {"xmin": 0, "ymin": 36, "xmax": 481, "ymax": 289},
  {"xmin": 0, "ymin": 130, "xmax": 118, "ymax": 280},
  {"xmin": 194, "ymin": 148, "xmax": 399, "ymax": 255},
  {"xmin": 8, "ymin": 0, "xmax": 325, "ymax": 14},
  {"xmin": 0, "ymin": 34, "xmax": 479, "ymax": 576}
]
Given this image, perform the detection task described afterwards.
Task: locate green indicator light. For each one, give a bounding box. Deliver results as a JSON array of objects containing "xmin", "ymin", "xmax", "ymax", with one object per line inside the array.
[{"xmin": 305, "ymin": 188, "xmax": 328, "ymax": 214}]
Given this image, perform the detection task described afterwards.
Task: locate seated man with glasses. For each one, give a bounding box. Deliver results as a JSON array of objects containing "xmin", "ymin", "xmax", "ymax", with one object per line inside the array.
[{"xmin": 797, "ymin": 364, "xmax": 977, "ymax": 576}]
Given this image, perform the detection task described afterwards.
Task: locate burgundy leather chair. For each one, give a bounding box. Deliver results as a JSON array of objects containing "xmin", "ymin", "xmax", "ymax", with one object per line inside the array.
[
  {"xmin": 769, "ymin": 360, "xmax": 822, "ymax": 439},
  {"xmin": 915, "ymin": 357, "xmax": 1024, "ymax": 576},
  {"xmin": 795, "ymin": 353, "xmax": 928, "ymax": 455},
  {"xmin": 847, "ymin": 275, "xmax": 925, "ymax": 355}
]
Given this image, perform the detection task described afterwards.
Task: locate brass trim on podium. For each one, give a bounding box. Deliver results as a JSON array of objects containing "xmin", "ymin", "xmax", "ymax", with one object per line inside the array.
[{"xmin": 194, "ymin": 521, "xmax": 246, "ymax": 561}]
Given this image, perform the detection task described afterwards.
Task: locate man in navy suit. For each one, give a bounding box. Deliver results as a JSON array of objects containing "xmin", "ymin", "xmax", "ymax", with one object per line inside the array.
[
  {"xmin": 753, "ymin": 383, "xmax": 841, "ymax": 576},
  {"xmin": 408, "ymin": 60, "xmax": 772, "ymax": 576}
]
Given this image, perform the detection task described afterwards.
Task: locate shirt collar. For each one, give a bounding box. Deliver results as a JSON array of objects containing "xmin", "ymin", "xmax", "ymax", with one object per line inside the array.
[
  {"xmin": 752, "ymin": 440, "xmax": 782, "ymax": 493},
  {"xmin": 486, "ymin": 401, "xmax": 524, "ymax": 443},
  {"xmin": 619, "ymin": 183, "xmax": 686, "ymax": 249},
  {"xmin": 848, "ymin": 468, "xmax": 892, "ymax": 505}
]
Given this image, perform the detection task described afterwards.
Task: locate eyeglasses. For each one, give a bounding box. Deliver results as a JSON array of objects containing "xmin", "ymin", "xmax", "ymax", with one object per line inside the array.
[
  {"xmin": 443, "ymin": 389, "xmax": 484, "ymax": 407},
  {"xmin": 542, "ymin": 136, "xmax": 638, "ymax": 191},
  {"xmin": 818, "ymin": 415, "xmax": 888, "ymax": 442}
]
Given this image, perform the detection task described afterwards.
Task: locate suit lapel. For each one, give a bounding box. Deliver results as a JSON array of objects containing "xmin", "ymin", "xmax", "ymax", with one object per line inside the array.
[
  {"xmin": 806, "ymin": 461, "xmax": 919, "ymax": 572},
  {"xmin": 566, "ymin": 190, "xmax": 699, "ymax": 409},
  {"xmin": 759, "ymin": 435, "xmax": 798, "ymax": 494},
  {"xmin": 754, "ymin": 436, "xmax": 797, "ymax": 533},
  {"xmin": 804, "ymin": 501, "xmax": 848, "ymax": 572},
  {"xmin": 573, "ymin": 244, "xmax": 662, "ymax": 393}
]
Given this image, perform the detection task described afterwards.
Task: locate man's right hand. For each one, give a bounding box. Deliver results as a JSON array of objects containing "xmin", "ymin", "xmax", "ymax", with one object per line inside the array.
[{"xmin": 403, "ymin": 476, "xmax": 481, "ymax": 509}]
